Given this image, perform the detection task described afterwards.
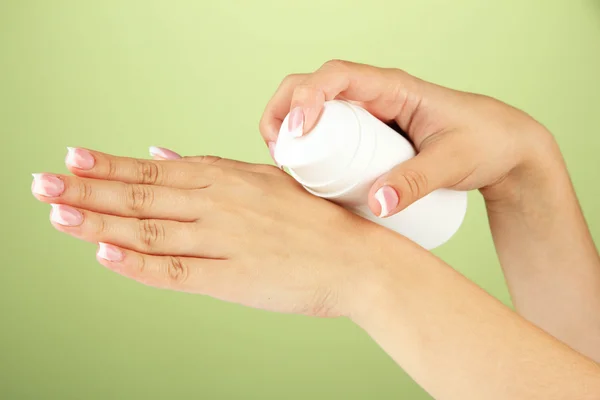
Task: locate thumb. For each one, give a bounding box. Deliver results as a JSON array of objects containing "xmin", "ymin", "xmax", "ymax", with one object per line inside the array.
[{"xmin": 368, "ymin": 145, "xmax": 464, "ymax": 218}]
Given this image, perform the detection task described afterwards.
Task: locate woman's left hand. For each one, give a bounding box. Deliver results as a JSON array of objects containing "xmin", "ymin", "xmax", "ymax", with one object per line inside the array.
[{"xmin": 31, "ymin": 147, "xmax": 399, "ymax": 318}]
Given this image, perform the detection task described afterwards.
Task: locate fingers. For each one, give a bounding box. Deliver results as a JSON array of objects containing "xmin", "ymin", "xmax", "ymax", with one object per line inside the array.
[
  {"xmin": 95, "ymin": 243, "xmax": 231, "ymax": 295},
  {"xmin": 368, "ymin": 142, "xmax": 468, "ymax": 217},
  {"xmin": 65, "ymin": 147, "xmax": 223, "ymax": 189},
  {"xmin": 259, "ymin": 73, "xmax": 307, "ymax": 142},
  {"xmin": 151, "ymin": 151, "xmax": 283, "ymax": 175},
  {"xmin": 32, "ymin": 173, "xmax": 203, "ymax": 220},
  {"xmin": 261, "ymin": 60, "xmax": 427, "ymax": 139},
  {"xmin": 182, "ymin": 156, "xmax": 284, "ymax": 175},
  {"xmin": 290, "ymin": 60, "xmax": 421, "ymax": 135},
  {"xmin": 49, "ymin": 204, "xmax": 228, "ymax": 259}
]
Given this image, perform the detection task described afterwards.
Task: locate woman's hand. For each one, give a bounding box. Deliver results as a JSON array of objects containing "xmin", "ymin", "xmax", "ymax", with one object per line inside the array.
[
  {"xmin": 31, "ymin": 148, "xmax": 399, "ymax": 318},
  {"xmin": 260, "ymin": 60, "xmax": 600, "ymax": 362},
  {"xmin": 31, "ymin": 147, "xmax": 600, "ymax": 400},
  {"xmin": 259, "ymin": 59, "xmax": 557, "ymax": 216}
]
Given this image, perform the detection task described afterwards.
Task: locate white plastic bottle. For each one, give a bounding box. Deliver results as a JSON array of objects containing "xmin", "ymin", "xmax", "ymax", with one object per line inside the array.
[{"xmin": 273, "ymin": 100, "xmax": 468, "ymax": 250}]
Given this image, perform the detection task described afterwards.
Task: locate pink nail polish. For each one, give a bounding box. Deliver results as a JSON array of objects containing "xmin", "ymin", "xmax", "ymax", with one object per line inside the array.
[
  {"xmin": 32, "ymin": 174, "xmax": 65, "ymax": 197},
  {"xmin": 268, "ymin": 141, "xmax": 282, "ymax": 169},
  {"xmin": 50, "ymin": 204, "xmax": 83, "ymax": 226},
  {"xmin": 66, "ymin": 147, "xmax": 95, "ymax": 170},
  {"xmin": 288, "ymin": 107, "xmax": 304, "ymax": 137},
  {"xmin": 149, "ymin": 146, "xmax": 181, "ymax": 160},
  {"xmin": 374, "ymin": 186, "xmax": 399, "ymax": 218},
  {"xmin": 97, "ymin": 243, "xmax": 124, "ymax": 262}
]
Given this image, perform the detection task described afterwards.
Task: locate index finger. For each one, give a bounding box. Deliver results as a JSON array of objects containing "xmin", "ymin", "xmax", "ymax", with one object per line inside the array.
[
  {"xmin": 259, "ymin": 73, "xmax": 307, "ymax": 142},
  {"xmin": 291, "ymin": 60, "xmax": 426, "ymax": 135},
  {"xmin": 264, "ymin": 60, "xmax": 426, "ymax": 138},
  {"xmin": 65, "ymin": 147, "xmax": 224, "ymax": 189}
]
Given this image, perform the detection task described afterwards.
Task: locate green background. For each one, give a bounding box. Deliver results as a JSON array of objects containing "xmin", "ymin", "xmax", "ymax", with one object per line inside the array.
[{"xmin": 1, "ymin": 0, "xmax": 599, "ymax": 398}]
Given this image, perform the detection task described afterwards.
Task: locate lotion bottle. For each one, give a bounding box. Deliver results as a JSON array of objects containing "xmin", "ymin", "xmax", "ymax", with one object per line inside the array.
[{"xmin": 273, "ymin": 100, "xmax": 468, "ymax": 250}]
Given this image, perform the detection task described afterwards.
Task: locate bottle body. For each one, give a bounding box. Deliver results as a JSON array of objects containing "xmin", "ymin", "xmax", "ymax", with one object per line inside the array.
[{"xmin": 274, "ymin": 100, "xmax": 467, "ymax": 250}]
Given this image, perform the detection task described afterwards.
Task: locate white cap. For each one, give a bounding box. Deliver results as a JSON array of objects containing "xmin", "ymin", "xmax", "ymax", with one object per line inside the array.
[{"xmin": 274, "ymin": 101, "xmax": 361, "ymax": 187}]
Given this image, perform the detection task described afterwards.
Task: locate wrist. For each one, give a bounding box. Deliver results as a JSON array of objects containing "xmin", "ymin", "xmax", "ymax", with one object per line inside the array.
[
  {"xmin": 481, "ymin": 126, "xmax": 569, "ymax": 213},
  {"xmin": 346, "ymin": 228, "xmax": 436, "ymax": 330}
]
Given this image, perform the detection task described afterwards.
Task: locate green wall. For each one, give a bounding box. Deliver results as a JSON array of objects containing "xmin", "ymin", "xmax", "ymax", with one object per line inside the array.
[{"xmin": 1, "ymin": 1, "xmax": 599, "ymax": 398}]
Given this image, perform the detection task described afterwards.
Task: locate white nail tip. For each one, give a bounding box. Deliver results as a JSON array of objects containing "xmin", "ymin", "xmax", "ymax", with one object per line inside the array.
[
  {"xmin": 148, "ymin": 146, "xmax": 163, "ymax": 157},
  {"xmin": 50, "ymin": 204, "xmax": 68, "ymax": 225},
  {"xmin": 97, "ymin": 243, "xmax": 111, "ymax": 260},
  {"xmin": 290, "ymin": 125, "xmax": 304, "ymax": 138},
  {"xmin": 65, "ymin": 147, "xmax": 77, "ymax": 166},
  {"xmin": 31, "ymin": 173, "xmax": 44, "ymax": 194},
  {"xmin": 288, "ymin": 117, "xmax": 304, "ymax": 138},
  {"xmin": 375, "ymin": 188, "xmax": 389, "ymax": 218}
]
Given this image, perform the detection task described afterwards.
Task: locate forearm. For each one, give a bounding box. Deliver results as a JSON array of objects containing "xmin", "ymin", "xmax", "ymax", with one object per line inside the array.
[
  {"xmin": 483, "ymin": 130, "xmax": 600, "ymax": 361},
  {"xmin": 352, "ymin": 234, "xmax": 600, "ymax": 400}
]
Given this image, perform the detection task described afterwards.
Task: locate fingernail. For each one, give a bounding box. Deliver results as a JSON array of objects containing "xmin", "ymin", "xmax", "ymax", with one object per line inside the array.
[
  {"xmin": 374, "ymin": 186, "xmax": 399, "ymax": 218},
  {"xmin": 66, "ymin": 147, "xmax": 95, "ymax": 170},
  {"xmin": 97, "ymin": 243, "xmax": 124, "ymax": 262},
  {"xmin": 32, "ymin": 173, "xmax": 65, "ymax": 197},
  {"xmin": 149, "ymin": 146, "xmax": 181, "ymax": 160},
  {"xmin": 50, "ymin": 204, "xmax": 83, "ymax": 226},
  {"xmin": 268, "ymin": 141, "xmax": 283, "ymax": 169},
  {"xmin": 288, "ymin": 107, "xmax": 304, "ymax": 137}
]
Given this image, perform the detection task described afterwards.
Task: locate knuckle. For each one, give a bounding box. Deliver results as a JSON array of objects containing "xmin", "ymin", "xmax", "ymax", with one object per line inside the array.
[
  {"xmin": 95, "ymin": 214, "xmax": 108, "ymax": 235},
  {"xmin": 135, "ymin": 253, "xmax": 147, "ymax": 277},
  {"xmin": 196, "ymin": 155, "xmax": 222, "ymax": 166},
  {"xmin": 77, "ymin": 180, "xmax": 94, "ymax": 203},
  {"xmin": 400, "ymin": 169, "xmax": 429, "ymax": 199},
  {"xmin": 321, "ymin": 59, "xmax": 349, "ymax": 71},
  {"xmin": 258, "ymin": 115, "xmax": 269, "ymax": 133},
  {"xmin": 385, "ymin": 66, "xmax": 407, "ymax": 78},
  {"xmin": 293, "ymin": 84, "xmax": 320, "ymax": 102},
  {"xmin": 106, "ymin": 158, "xmax": 119, "ymax": 180},
  {"xmin": 126, "ymin": 184, "xmax": 155, "ymax": 213},
  {"xmin": 293, "ymin": 83, "xmax": 314, "ymax": 95},
  {"xmin": 138, "ymin": 219, "xmax": 165, "ymax": 249},
  {"xmin": 389, "ymin": 80, "xmax": 407, "ymax": 104},
  {"xmin": 165, "ymin": 256, "xmax": 188, "ymax": 285},
  {"xmin": 282, "ymin": 73, "xmax": 303, "ymax": 86},
  {"xmin": 135, "ymin": 160, "xmax": 163, "ymax": 185}
]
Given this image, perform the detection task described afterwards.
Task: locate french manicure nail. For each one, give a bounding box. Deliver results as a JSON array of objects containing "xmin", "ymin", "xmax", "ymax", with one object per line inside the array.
[
  {"xmin": 375, "ymin": 186, "xmax": 399, "ymax": 218},
  {"xmin": 288, "ymin": 107, "xmax": 304, "ymax": 137},
  {"xmin": 268, "ymin": 141, "xmax": 283, "ymax": 169},
  {"xmin": 97, "ymin": 243, "xmax": 124, "ymax": 262},
  {"xmin": 66, "ymin": 147, "xmax": 95, "ymax": 170},
  {"xmin": 149, "ymin": 146, "xmax": 181, "ymax": 160},
  {"xmin": 50, "ymin": 204, "xmax": 83, "ymax": 226},
  {"xmin": 32, "ymin": 173, "xmax": 65, "ymax": 197}
]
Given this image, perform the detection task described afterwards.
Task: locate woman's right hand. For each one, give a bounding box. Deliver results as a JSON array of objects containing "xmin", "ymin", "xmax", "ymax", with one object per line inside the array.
[
  {"xmin": 259, "ymin": 61, "xmax": 600, "ymax": 365},
  {"xmin": 259, "ymin": 60, "xmax": 560, "ymax": 217}
]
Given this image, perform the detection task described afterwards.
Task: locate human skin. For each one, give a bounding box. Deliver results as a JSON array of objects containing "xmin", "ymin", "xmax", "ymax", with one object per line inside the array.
[
  {"xmin": 31, "ymin": 149, "xmax": 600, "ymax": 399},
  {"xmin": 258, "ymin": 60, "xmax": 600, "ymax": 362}
]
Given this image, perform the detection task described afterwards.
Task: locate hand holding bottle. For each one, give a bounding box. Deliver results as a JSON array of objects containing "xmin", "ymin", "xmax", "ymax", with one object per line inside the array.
[
  {"xmin": 259, "ymin": 60, "xmax": 600, "ymax": 363},
  {"xmin": 259, "ymin": 60, "xmax": 558, "ymax": 217}
]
